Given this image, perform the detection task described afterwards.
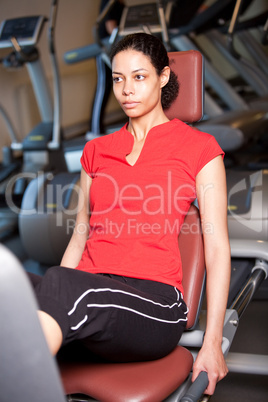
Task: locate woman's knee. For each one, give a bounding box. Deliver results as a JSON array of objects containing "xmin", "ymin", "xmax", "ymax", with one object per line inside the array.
[{"xmin": 35, "ymin": 266, "xmax": 66, "ymax": 299}]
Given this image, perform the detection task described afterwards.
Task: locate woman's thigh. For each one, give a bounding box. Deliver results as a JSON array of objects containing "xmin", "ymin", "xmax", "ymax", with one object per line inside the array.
[{"xmin": 32, "ymin": 267, "xmax": 188, "ymax": 362}]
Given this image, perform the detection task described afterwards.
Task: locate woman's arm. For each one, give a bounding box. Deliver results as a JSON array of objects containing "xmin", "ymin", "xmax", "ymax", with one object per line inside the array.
[
  {"xmin": 60, "ymin": 168, "xmax": 92, "ymax": 268},
  {"xmin": 193, "ymin": 155, "xmax": 231, "ymax": 395}
]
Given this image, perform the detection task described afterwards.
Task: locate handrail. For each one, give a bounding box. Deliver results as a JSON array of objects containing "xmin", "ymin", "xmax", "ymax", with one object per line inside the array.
[{"xmin": 48, "ymin": 0, "xmax": 61, "ymax": 150}]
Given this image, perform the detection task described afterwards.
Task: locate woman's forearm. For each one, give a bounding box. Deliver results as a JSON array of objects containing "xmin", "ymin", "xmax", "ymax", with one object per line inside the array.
[
  {"xmin": 60, "ymin": 232, "xmax": 87, "ymax": 268},
  {"xmin": 60, "ymin": 168, "xmax": 91, "ymax": 268},
  {"xmin": 204, "ymin": 247, "xmax": 231, "ymax": 344}
]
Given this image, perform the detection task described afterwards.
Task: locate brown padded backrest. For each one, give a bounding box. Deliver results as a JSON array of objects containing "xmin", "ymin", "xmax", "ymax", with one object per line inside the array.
[
  {"xmin": 166, "ymin": 50, "xmax": 204, "ymax": 124},
  {"xmin": 166, "ymin": 51, "xmax": 205, "ymax": 328},
  {"xmin": 179, "ymin": 204, "xmax": 205, "ymax": 330}
]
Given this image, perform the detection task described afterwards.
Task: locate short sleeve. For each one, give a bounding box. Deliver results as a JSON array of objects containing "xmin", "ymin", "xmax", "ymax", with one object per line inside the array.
[
  {"xmin": 80, "ymin": 141, "xmax": 95, "ymax": 178},
  {"xmin": 195, "ymin": 135, "xmax": 224, "ymax": 176}
]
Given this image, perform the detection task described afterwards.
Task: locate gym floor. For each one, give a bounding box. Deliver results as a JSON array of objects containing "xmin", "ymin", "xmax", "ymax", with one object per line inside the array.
[{"xmin": 4, "ymin": 233, "xmax": 268, "ymax": 401}]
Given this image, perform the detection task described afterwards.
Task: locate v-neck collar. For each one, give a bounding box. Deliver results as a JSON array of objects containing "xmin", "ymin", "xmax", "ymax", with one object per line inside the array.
[{"xmin": 121, "ymin": 119, "xmax": 176, "ymax": 167}]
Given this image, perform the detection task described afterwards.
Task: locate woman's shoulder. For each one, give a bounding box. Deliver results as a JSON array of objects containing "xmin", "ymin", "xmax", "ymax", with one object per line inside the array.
[
  {"xmin": 83, "ymin": 124, "xmax": 127, "ymax": 151},
  {"xmin": 169, "ymin": 119, "xmax": 216, "ymax": 144}
]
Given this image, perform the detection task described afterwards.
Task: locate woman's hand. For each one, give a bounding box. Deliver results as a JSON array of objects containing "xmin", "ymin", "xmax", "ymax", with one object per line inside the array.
[{"xmin": 192, "ymin": 339, "xmax": 228, "ymax": 395}]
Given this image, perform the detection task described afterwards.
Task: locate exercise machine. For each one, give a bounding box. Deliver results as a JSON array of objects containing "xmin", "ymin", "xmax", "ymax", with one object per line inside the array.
[
  {"xmin": 0, "ymin": 12, "xmax": 65, "ymax": 167},
  {"xmin": 0, "ymin": 1, "xmax": 67, "ymax": 239},
  {"xmin": 168, "ymin": 0, "xmax": 268, "ymax": 165}
]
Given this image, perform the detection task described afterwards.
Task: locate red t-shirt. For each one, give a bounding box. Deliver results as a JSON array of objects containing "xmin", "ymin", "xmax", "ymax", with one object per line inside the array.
[{"xmin": 77, "ymin": 119, "xmax": 224, "ymax": 293}]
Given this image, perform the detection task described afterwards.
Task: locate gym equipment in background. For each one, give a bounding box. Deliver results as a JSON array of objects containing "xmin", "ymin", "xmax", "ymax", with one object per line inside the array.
[{"xmin": 0, "ymin": 1, "xmax": 66, "ymax": 239}]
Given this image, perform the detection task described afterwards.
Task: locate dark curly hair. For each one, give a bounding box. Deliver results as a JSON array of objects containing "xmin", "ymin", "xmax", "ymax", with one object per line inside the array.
[{"xmin": 110, "ymin": 33, "xmax": 179, "ymax": 109}]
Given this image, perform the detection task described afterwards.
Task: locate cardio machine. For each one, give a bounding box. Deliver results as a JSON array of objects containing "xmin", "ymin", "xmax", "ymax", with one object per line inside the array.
[
  {"xmin": 203, "ymin": 1, "xmax": 268, "ymax": 102},
  {"xmin": 0, "ymin": 11, "xmax": 65, "ymax": 168},
  {"xmin": 167, "ymin": 0, "xmax": 268, "ymax": 164},
  {"xmin": 0, "ymin": 2, "xmax": 69, "ymax": 240}
]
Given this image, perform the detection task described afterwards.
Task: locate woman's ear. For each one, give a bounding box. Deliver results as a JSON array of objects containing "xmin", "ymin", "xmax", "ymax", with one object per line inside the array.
[{"xmin": 160, "ymin": 66, "xmax": 170, "ymax": 88}]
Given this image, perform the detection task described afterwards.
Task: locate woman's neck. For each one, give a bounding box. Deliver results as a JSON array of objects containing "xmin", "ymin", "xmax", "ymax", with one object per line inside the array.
[{"xmin": 127, "ymin": 111, "xmax": 169, "ymax": 142}]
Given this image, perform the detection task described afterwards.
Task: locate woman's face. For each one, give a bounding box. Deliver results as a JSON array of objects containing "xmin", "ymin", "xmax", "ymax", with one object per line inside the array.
[{"xmin": 111, "ymin": 49, "xmax": 169, "ymax": 119}]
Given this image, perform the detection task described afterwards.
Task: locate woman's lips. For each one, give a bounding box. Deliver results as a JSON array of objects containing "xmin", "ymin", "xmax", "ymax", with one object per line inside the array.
[{"xmin": 122, "ymin": 101, "xmax": 140, "ymax": 109}]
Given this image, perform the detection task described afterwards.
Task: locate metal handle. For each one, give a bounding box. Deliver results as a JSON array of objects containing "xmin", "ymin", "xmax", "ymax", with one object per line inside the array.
[{"xmin": 181, "ymin": 371, "xmax": 209, "ymax": 402}]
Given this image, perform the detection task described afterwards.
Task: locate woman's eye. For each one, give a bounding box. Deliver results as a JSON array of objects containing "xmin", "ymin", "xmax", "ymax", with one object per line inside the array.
[
  {"xmin": 113, "ymin": 76, "xmax": 122, "ymax": 83},
  {"xmin": 136, "ymin": 74, "xmax": 145, "ymax": 80}
]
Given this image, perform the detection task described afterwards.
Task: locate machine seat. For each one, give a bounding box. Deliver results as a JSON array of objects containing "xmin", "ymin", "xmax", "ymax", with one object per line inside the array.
[{"xmin": 61, "ymin": 346, "xmax": 193, "ymax": 402}]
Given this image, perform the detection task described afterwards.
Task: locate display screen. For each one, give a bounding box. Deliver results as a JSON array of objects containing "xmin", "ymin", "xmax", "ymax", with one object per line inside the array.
[{"xmin": 0, "ymin": 16, "xmax": 40, "ymax": 40}]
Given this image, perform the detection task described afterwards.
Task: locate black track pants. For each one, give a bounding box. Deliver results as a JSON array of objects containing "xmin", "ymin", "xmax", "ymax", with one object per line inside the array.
[{"xmin": 31, "ymin": 267, "xmax": 188, "ymax": 362}]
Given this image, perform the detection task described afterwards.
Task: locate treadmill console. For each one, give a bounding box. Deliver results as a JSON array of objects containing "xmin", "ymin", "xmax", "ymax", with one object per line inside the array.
[
  {"xmin": 0, "ymin": 16, "xmax": 46, "ymax": 49},
  {"xmin": 119, "ymin": 0, "xmax": 172, "ymax": 36}
]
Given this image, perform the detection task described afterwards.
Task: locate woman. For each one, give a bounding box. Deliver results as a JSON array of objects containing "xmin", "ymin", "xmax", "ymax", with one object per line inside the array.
[{"xmin": 36, "ymin": 33, "xmax": 230, "ymax": 395}]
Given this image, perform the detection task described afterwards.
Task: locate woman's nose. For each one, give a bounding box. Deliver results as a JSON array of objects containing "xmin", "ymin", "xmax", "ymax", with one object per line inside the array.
[{"xmin": 123, "ymin": 80, "xmax": 134, "ymax": 95}]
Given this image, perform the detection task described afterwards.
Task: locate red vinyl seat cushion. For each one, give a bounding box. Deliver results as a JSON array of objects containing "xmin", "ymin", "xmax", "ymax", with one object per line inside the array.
[{"xmin": 61, "ymin": 345, "xmax": 193, "ymax": 402}]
